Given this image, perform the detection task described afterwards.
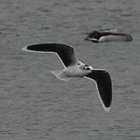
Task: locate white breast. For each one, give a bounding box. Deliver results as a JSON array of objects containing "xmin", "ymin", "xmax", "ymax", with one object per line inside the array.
[
  {"xmin": 99, "ymin": 35, "xmax": 129, "ymax": 42},
  {"xmin": 65, "ymin": 65, "xmax": 90, "ymax": 77}
]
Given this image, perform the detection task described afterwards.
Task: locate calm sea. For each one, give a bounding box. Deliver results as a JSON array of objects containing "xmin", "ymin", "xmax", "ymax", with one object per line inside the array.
[{"xmin": 0, "ymin": 0, "xmax": 140, "ymax": 139}]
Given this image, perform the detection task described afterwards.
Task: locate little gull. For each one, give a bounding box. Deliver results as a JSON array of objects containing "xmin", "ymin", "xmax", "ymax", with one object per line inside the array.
[
  {"xmin": 85, "ymin": 29, "xmax": 133, "ymax": 43},
  {"xmin": 22, "ymin": 43, "xmax": 112, "ymax": 112}
]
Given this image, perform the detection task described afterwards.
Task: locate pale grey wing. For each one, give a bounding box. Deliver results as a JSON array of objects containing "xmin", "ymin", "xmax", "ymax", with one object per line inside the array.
[
  {"xmin": 100, "ymin": 31, "xmax": 126, "ymax": 36},
  {"xmin": 86, "ymin": 69, "xmax": 112, "ymax": 110},
  {"xmin": 22, "ymin": 43, "xmax": 79, "ymax": 67}
]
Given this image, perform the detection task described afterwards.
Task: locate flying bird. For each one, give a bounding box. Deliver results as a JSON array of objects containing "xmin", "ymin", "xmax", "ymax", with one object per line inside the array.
[
  {"xmin": 85, "ymin": 29, "xmax": 133, "ymax": 43},
  {"xmin": 22, "ymin": 43, "xmax": 112, "ymax": 112}
]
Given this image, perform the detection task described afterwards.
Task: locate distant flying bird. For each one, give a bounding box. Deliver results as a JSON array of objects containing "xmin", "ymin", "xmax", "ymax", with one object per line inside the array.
[
  {"xmin": 85, "ymin": 29, "xmax": 133, "ymax": 43},
  {"xmin": 22, "ymin": 43, "xmax": 112, "ymax": 112}
]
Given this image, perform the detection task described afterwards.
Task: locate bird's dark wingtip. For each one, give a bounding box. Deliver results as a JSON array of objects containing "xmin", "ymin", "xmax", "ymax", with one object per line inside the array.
[{"xmin": 86, "ymin": 69, "xmax": 112, "ymax": 111}]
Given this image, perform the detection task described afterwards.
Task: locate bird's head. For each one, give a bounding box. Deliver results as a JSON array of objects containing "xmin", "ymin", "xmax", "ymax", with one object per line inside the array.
[{"xmin": 78, "ymin": 63, "xmax": 94, "ymax": 73}]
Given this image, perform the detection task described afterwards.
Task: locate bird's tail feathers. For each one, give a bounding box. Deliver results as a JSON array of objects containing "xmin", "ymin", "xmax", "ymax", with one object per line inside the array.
[{"xmin": 51, "ymin": 70, "xmax": 71, "ymax": 82}]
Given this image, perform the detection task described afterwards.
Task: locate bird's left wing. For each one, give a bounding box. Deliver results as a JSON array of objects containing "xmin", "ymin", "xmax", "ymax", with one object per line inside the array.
[{"xmin": 85, "ymin": 69, "xmax": 112, "ymax": 112}]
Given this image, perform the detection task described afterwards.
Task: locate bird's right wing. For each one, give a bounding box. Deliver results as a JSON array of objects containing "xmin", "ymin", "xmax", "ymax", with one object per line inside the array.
[{"xmin": 22, "ymin": 43, "xmax": 79, "ymax": 67}]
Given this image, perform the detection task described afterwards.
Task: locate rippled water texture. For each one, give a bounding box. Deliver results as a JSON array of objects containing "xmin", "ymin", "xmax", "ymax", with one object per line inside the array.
[{"xmin": 0, "ymin": 0, "xmax": 140, "ymax": 139}]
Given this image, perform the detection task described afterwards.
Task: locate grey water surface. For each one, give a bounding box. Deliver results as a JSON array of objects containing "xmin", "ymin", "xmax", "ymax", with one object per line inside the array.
[{"xmin": 0, "ymin": 0, "xmax": 140, "ymax": 140}]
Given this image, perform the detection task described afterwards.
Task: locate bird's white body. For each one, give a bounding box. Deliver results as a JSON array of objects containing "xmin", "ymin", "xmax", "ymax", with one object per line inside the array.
[
  {"xmin": 99, "ymin": 35, "xmax": 130, "ymax": 42},
  {"xmin": 52, "ymin": 62, "xmax": 93, "ymax": 81}
]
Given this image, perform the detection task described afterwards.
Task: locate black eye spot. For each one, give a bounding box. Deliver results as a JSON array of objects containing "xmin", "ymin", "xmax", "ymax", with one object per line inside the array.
[{"xmin": 83, "ymin": 65, "xmax": 90, "ymax": 70}]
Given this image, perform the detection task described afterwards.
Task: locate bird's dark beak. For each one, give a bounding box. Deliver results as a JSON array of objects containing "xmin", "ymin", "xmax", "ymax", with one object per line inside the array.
[{"xmin": 85, "ymin": 36, "xmax": 89, "ymax": 40}]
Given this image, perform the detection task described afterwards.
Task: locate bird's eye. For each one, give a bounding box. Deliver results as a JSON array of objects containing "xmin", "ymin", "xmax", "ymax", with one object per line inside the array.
[{"xmin": 83, "ymin": 65, "xmax": 90, "ymax": 70}]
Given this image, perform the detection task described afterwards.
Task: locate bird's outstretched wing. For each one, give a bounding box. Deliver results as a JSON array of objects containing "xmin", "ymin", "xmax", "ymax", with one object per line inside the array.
[
  {"xmin": 22, "ymin": 43, "xmax": 79, "ymax": 67},
  {"xmin": 85, "ymin": 69, "xmax": 112, "ymax": 112}
]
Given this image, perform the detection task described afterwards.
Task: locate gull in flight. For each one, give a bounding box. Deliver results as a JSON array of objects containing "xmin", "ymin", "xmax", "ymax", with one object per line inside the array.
[{"xmin": 22, "ymin": 43, "xmax": 112, "ymax": 112}]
